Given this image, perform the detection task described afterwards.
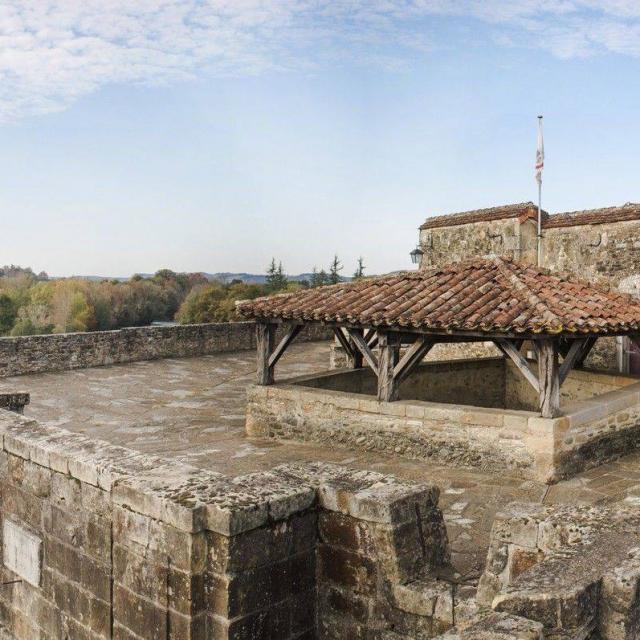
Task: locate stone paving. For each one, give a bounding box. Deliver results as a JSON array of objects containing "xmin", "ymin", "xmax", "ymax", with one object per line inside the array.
[{"xmin": 1, "ymin": 340, "xmax": 639, "ymax": 578}]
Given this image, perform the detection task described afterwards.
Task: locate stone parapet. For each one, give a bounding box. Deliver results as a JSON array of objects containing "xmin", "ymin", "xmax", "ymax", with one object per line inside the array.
[
  {"xmin": 0, "ymin": 410, "xmax": 452, "ymax": 639},
  {"xmin": 0, "ymin": 321, "xmax": 331, "ymax": 378}
]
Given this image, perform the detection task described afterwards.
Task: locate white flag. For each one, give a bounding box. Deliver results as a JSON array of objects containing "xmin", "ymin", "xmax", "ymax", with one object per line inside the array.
[{"xmin": 535, "ymin": 117, "xmax": 544, "ymax": 185}]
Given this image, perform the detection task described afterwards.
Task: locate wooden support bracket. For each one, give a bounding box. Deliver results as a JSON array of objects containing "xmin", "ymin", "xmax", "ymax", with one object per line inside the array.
[
  {"xmin": 268, "ymin": 324, "xmax": 303, "ymax": 369},
  {"xmin": 393, "ymin": 336, "xmax": 434, "ymax": 383},
  {"xmin": 558, "ymin": 338, "xmax": 588, "ymax": 386},
  {"xmin": 494, "ymin": 338, "xmax": 539, "ymax": 393},
  {"xmin": 346, "ymin": 328, "xmax": 379, "ymax": 375}
]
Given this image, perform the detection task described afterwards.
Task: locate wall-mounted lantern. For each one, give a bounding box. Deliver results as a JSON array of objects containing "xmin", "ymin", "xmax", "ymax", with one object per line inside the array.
[{"xmin": 410, "ymin": 246, "xmax": 424, "ymax": 264}]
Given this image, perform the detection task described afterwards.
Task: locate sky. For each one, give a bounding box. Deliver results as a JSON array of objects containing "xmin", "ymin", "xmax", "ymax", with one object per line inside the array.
[{"xmin": 2, "ymin": 1, "xmax": 640, "ymax": 278}]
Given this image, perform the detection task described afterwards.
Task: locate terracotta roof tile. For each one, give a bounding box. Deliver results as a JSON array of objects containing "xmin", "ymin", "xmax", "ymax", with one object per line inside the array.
[
  {"xmin": 420, "ymin": 202, "xmax": 546, "ymax": 230},
  {"xmin": 544, "ymin": 202, "xmax": 640, "ymax": 228},
  {"xmin": 237, "ymin": 258, "xmax": 640, "ymax": 337}
]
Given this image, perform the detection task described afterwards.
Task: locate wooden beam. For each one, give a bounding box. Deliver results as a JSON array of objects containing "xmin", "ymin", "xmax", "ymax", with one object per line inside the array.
[
  {"xmin": 494, "ymin": 338, "xmax": 539, "ymax": 393},
  {"xmin": 377, "ymin": 331, "xmax": 401, "ymax": 402},
  {"xmin": 334, "ymin": 327, "xmax": 355, "ymax": 359},
  {"xmin": 346, "ymin": 328, "xmax": 379, "ymax": 375},
  {"xmin": 394, "ymin": 337, "xmax": 434, "ymax": 383},
  {"xmin": 348, "ymin": 328, "xmax": 364, "ymax": 369},
  {"xmin": 537, "ymin": 339, "xmax": 561, "ymax": 418},
  {"xmin": 268, "ymin": 324, "xmax": 303, "ymax": 369},
  {"xmin": 256, "ymin": 322, "xmax": 276, "ymax": 385},
  {"xmin": 558, "ymin": 338, "xmax": 588, "ymax": 386}
]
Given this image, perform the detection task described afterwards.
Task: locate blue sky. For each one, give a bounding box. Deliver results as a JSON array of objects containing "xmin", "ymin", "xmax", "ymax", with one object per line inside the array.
[{"xmin": 2, "ymin": 1, "xmax": 640, "ymax": 277}]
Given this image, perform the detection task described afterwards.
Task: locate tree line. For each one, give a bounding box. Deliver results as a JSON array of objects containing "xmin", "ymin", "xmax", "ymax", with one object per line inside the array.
[{"xmin": 0, "ymin": 256, "xmax": 366, "ymax": 335}]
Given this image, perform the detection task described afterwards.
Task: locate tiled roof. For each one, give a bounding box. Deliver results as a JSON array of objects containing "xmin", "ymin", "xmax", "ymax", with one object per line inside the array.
[
  {"xmin": 544, "ymin": 202, "xmax": 640, "ymax": 228},
  {"xmin": 420, "ymin": 202, "xmax": 546, "ymax": 230},
  {"xmin": 237, "ymin": 258, "xmax": 640, "ymax": 336}
]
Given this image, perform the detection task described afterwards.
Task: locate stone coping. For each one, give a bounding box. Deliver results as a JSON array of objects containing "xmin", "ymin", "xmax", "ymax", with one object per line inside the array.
[{"xmin": 0, "ymin": 409, "xmax": 437, "ymax": 538}]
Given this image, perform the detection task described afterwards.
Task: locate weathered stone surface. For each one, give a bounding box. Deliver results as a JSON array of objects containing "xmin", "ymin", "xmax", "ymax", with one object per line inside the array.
[{"xmin": 474, "ymin": 501, "xmax": 640, "ymax": 639}]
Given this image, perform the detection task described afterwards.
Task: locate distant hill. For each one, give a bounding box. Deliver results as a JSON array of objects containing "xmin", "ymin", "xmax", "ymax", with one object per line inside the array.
[
  {"xmin": 69, "ymin": 272, "xmax": 351, "ymax": 284},
  {"xmin": 205, "ymin": 272, "xmax": 321, "ymax": 284},
  {"xmin": 67, "ymin": 272, "xmax": 307, "ymax": 283}
]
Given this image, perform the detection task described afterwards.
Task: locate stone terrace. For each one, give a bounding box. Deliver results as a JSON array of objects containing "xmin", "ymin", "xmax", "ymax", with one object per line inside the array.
[{"xmin": 1, "ymin": 341, "xmax": 640, "ymax": 579}]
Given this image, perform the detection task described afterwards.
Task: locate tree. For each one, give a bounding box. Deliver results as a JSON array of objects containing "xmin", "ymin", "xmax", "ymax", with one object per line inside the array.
[
  {"xmin": 0, "ymin": 293, "xmax": 16, "ymax": 335},
  {"xmin": 266, "ymin": 259, "xmax": 288, "ymax": 292},
  {"xmin": 353, "ymin": 257, "xmax": 365, "ymax": 280},
  {"xmin": 328, "ymin": 255, "xmax": 342, "ymax": 285}
]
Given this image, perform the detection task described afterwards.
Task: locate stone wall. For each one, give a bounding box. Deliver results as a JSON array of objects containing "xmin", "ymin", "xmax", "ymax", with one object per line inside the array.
[
  {"xmin": 541, "ymin": 219, "xmax": 640, "ymax": 290},
  {"xmin": 0, "ymin": 409, "xmax": 452, "ymax": 640},
  {"xmin": 0, "ymin": 322, "xmax": 331, "ymax": 378},
  {"xmin": 418, "ymin": 218, "xmax": 537, "ymax": 270}
]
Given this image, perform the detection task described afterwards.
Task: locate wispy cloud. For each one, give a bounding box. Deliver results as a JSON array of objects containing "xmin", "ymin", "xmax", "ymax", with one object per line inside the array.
[{"xmin": 1, "ymin": 1, "xmax": 639, "ymax": 120}]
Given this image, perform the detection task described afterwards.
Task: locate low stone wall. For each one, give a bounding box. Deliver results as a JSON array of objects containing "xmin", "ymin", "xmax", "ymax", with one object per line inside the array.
[
  {"xmin": 0, "ymin": 322, "xmax": 331, "ymax": 377},
  {"xmin": 0, "ymin": 409, "xmax": 452, "ymax": 640},
  {"xmin": 246, "ymin": 365, "xmax": 640, "ymax": 482}
]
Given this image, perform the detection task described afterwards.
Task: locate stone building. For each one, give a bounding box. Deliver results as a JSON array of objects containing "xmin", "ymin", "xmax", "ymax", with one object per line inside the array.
[{"xmin": 416, "ymin": 201, "xmax": 640, "ymax": 372}]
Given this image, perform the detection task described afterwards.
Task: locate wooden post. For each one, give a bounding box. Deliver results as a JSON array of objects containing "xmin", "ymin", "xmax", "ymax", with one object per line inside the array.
[
  {"xmin": 377, "ymin": 330, "xmax": 401, "ymax": 402},
  {"xmin": 256, "ymin": 322, "xmax": 276, "ymax": 385},
  {"xmin": 537, "ymin": 339, "xmax": 560, "ymax": 418}
]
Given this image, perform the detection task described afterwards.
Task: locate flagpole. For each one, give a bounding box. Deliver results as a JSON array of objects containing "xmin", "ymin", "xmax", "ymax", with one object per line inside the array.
[{"xmin": 536, "ymin": 115, "xmax": 543, "ymax": 267}]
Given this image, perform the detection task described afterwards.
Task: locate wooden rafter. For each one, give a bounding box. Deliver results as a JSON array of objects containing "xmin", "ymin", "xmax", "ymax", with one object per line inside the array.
[
  {"xmin": 268, "ymin": 324, "xmax": 303, "ymax": 368},
  {"xmin": 394, "ymin": 336, "xmax": 434, "ymax": 383},
  {"xmin": 494, "ymin": 338, "xmax": 539, "ymax": 393},
  {"xmin": 346, "ymin": 328, "xmax": 379, "ymax": 375}
]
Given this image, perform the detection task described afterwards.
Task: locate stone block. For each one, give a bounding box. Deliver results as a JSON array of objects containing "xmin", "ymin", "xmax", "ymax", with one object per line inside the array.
[
  {"xmin": 318, "ymin": 511, "xmax": 375, "ymax": 556},
  {"xmin": 392, "ymin": 579, "xmax": 449, "ymax": 617},
  {"xmin": 317, "ymin": 544, "xmax": 377, "ymax": 596},
  {"xmin": 114, "ymin": 583, "xmax": 167, "ymax": 639}
]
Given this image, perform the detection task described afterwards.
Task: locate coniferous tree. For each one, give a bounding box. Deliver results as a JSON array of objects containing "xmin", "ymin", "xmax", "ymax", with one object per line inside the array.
[
  {"xmin": 328, "ymin": 255, "xmax": 342, "ymax": 285},
  {"xmin": 266, "ymin": 259, "xmax": 288, "ymax": 291},
  {"xmin": 353, "ymin": 257, "xmax": 365, "ymax": 280}
]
